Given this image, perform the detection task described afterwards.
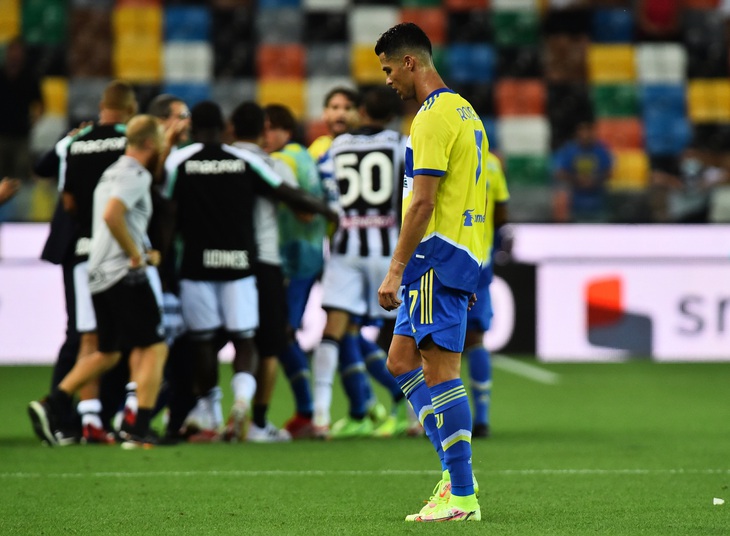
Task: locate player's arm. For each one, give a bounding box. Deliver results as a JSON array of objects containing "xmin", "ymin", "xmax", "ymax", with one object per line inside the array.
[
  {"xmin": 269, "ymin": 182, "xmax": 339, "ymax": 225},
  {"xmin": 378, "ymin": 173, "xmax": 439, "ymax": 311}
]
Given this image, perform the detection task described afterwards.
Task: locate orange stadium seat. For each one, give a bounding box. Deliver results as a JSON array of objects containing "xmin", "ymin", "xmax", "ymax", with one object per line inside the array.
[
  {"xmin": 400, "ymin": 8, "xmax": 447, "ymax": 45},
  {"xmin": 256, "ymin": 44, "xmax": 306, "ymax": 80},
  {"xmin": 595, "ymin": 118, "xmax": 644, "ymax": 150},
  {"xmin": 495, "ymin": 79, "xmax": 546, "ymax": 117},
  {"xmin": 444, "ymin": 0, "xmax": 488, "ymax": 10},
  {"xmin": 305, "ymin": 120, "xmax": 329, "ymax": 147}
]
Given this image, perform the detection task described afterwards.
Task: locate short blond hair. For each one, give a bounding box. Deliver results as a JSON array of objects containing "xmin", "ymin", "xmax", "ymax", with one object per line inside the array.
[
  {"xmin": 101, "ymin": 80, "xmax": 137, "ymax": 113},
  {"xmin": 125, "ymin": 114, "xmax": 162, "ymax": 149}
]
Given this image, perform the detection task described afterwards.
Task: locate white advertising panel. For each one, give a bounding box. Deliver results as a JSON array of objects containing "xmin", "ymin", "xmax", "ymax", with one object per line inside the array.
[{"xmin": 538, "ymin": 261, "xmax": 730, "ymax": 362}]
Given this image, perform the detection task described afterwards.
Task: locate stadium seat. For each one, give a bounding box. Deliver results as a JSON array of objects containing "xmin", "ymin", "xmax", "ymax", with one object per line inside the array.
[
  {"xmin": 211, "ymin": 78, "xmax": 256, "ymax": 118},
  {"xmin": 305, "ymin": 119, "xmax": 329, "ymax": 146},
  {"xmin": 595, "ymin": 118, "xmax": 644, "ymax": 150},
  {"xmin": 22, "ymin": 0, "xmax": 67, "ymax": 45},
  {"xmin": 639, "ymin": 84, "xmax": 686, "ymax": 116},
  {"xmin": 68, "ymin": 8, "xmax": 112, "ymax": 77},
  {"xmin": 68, "ymin": 77, "xmax": 110, "ymax": 124},
  {"xmin": 257, "ymin": 78, "xmax": 305, "ymax": 118},
  {"xmin": 113, "ymin": 44, "xmax": 162, "ymax": 83},
  {"xmin": 214, "ymin": 42, "xmax": 255, "ymax": 78},
  {"xmin": 591, "ymin": 8, "xmax": 634, "ymax": 43},
  {"xmin": 401, "ymin": 0, "xmax": 441, "ymax": 6},
  {"xmin": 351, "ymin": 44, "xmax": 385, "ymax": 85},
  {"xmin": 504, "ymin": 155, "xmax": 550, "ymax": 186},
  {"xmin": 447, "ymin": 10, "xmax": 492, "ymax": 43},
  {"xmin": 256, "ymin": 43, "xmax": 305, "ymax": 80},
  {"xmin": 544, "ymin": 34, "xmax": 588, "ymax": 83},
  {"xmin": 636, "ymin": 43, "xmax": 687, "ymax": 83},
  {"xmin": 686, "ymin": 41, "xmax": 728, "ymax": 79},
  {"xmin": 306, "ymin": 75, "xmax": 354, "ymax": 119},
  {"xmin": 112, "ymin": 5, "xmax": 162, "ymax": 47},
  {"xmin": 592, "ymin": 84, "xmax": 638, "ymax": 118},
  {"xmin": 257, "ymin": 0, "xmax": 301, "ymax": 8},
  {"xmin": 643, "ymin": 113, "xmax": 691, "ymax": 156},
  {"xmin": 302, "ymin": 0, "xmax": 348, "ymax": 9},
  {"xmin": 41, "ymin": 76, "xmax": 68, "ymax": 116},
  {"xmin": 497, "ymin": 116, "xmax": 550, "ymax": 155},
  {"xmin": 399, "ymin": 8, "xmax": 446, "ymax": 45},
  {"xmin": 71, "ymin": 0, "xmax": 114, "ymax": 6},
  {"xmin": 693, "ymin": 123, "xmax": 730, "ymax": 152},
  {"xmin": 211, "ymin": 8, "xmax": 254, "ymax": 77},
  {"xmin": 587, "ymin": 44, "xmax": 636, "ymax": 83},
  {"xmin": 491, "ymin": 0, "xmax": 537, "ymax": 8},
  {"xmin": 303, "ymin": 11, "xmax": 348, "ymax": 43},
  {"xmin": 496, "ymin": 46, "xmax": 542, "ymax": 79},
  {"xmin": 164, "ymin": 42, "xmax": 213, "ymax": 82},
  {"xmin": 133, "ymin": 82, "xmax": 162, "ymax": 114},
  {"xmin": 0, "ymin": 0, "xmax": 20, "ymax": 42},
  {"xmin": 161, "ymin": 82, "xmax": 211, "ymax": 107},
  {"xmin": 443, "ymin": 0, "xmax": 488, "ymax": 10},
  {"xmin": 687, "ymin": 79, "xmax": 730, "ymax": 122},
  {"xmin": 683, "ymin": 8, "xmax": 725, "ymax": 49},
  {"xmin": 609, "ymin": 149, "xmax": 649, "ymax": 190},
  {"xmin": 446, "ymin": 44, "xmax": 495, "ymax": 84},
  {"xmin": 492, "ymin": 9, "xmax": 540, "ymax": 47},
  {"xmin": 449, "ymin": 82, "xmax": 494, "ymax": 116},
  {"xmin": 256, "ymin": 8, "xmax": 303, "ymax": 44},
  {"xmin": 495, "ymin": 79, "xmax": 545, "ymax": 117},
  {"xmin": 306, "ymin": 44, "xmax": 350, "ymax": 77},
  {"xmin": 482, "ymin": 116, "xmax": 498, "ymax": 150},
  {"xmin": 349, "ymin": 6, "xmax": 399, "ymax": 45},
  {"xmin": 547, "ymin": 83, "xmax": 593, "ymax": 149},
  {"xmin": 164, "ymin": 6, "xmax": 210, "ymax": 42}
]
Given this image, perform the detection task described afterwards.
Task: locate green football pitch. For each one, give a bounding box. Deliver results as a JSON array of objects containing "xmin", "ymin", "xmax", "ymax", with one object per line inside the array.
[{"xmin": 1, "ymin": 359, "xmax": 728, "ymax": 535}]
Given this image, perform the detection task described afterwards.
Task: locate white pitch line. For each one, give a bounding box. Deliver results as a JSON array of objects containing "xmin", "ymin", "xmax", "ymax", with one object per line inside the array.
[
  {"xmin": 492, "ymin": 354, "xmax": 560, "ymax": 385},
  {"xmin": 1, "ymin": 468, "xmax": 727, "ymax": 479}
]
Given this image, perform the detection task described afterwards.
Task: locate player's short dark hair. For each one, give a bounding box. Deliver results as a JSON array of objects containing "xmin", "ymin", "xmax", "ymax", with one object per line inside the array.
[
  {"xmin": 374, "ymin": 22, "xmax": 432, "ymax": 59},
  {"xmin": 362, "ymin": 86, "xmax": 400, "ymax": 122},
  {"xmin": 324, "ymin": 86, "xmax": 360, "ymax": 109},
  {"xmin": 191, "ymin": 101, "xmax": 224, "ymax": 133},
  {"xmin": 147, "ymin": 94, "xmax": 184, "ymax": 119},
  {"xmin": 264, "ymin": 104, "xmax": 297, "ymax": 134},
  {"xmin": 230, "ymin": 101, "xmax": 265, "ymax": 140}
]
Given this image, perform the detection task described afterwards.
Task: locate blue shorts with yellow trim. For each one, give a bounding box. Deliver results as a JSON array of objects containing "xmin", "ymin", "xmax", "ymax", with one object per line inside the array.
[
  {"xmin": 394, "ymin": 269, "xmax": 470, "ymax": 353},
  {"xmin": 466, "ymin": 263, "xmax": 493, "ymax": 332}
]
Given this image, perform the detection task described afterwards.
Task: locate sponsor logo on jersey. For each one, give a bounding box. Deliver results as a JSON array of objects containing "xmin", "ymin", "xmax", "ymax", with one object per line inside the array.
[
  {"xmin": 185, "ymin": 159, "xmax": 245, "ymax": 174},
  {"xmin": 462, "ymin": 209, "xmax": 485, "ymax": 227},
  {"xmin": 202, "ymin": 249, "xmax": 249, "ymax": 270},
  {"xmin": 70, "ymin": 137, "xmax": 126, "ymax": 155}
]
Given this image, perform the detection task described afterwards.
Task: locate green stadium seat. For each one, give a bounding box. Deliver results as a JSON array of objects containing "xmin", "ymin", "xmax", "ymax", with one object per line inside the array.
[
  {"xmin": 592, "ymin": 84, "xmax": 638, "ymax": 118},
  {"xmin": 492, "ymin": 9, "xmax": 540, "ymax": 48},
  {"xmin": 504, "ymin": 155, "xmax": 551, "ymax": 186}
]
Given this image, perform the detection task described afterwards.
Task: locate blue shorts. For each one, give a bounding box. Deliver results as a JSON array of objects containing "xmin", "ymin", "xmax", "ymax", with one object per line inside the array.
[
  {"xmin": 286, "ymin": 275, "xmax": 317, "ymax": 330},
  {"xmin": 393, "ymin": 269, "xmax": 470, "ymax": 353},
  {"xmin": 466, "ymin": 264, "xmax": 493, "ymax": 332}
]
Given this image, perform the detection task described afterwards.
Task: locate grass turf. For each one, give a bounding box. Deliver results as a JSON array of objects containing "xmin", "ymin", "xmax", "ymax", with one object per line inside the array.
[{"xmin": 0, "ymin": 360, "xmax": 728, "ymax": 535}]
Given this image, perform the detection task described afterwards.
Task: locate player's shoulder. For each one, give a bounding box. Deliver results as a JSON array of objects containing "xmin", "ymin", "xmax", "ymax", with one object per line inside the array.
[{"xmin": 308, "ymin": 135, "xmax": 333, "ymax": 160}]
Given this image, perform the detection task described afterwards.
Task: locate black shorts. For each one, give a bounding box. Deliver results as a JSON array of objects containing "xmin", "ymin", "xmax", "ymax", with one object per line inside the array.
[
  {"xmin": 254, "ymin": 262, "xmax": 287, "ymax": 358},
  {"xmin": 92, "ymin": 271, "xmax": 164, "ymax": 353}
]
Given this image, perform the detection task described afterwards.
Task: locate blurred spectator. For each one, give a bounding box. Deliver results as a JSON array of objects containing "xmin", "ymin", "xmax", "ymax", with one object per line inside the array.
[
  {"xmin": 636, "ymin": 0, "xmax": 682, "ymax": 42},
  {"xmin": 0, "ymin": 177, "xmax": 20, "ymax": 205},
  {"xmin": 0, "ymin": 37, "xmax": 43, "ymax": 180},
  {"xmin": 552, "ymin": 120, "xmax": 613, "ymax": 223},
  {"xmin": 649, "ymin": 145, "xmax": 729, "ymax": 223}
]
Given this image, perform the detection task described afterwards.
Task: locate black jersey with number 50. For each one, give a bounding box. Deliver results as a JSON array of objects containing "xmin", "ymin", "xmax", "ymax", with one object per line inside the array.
[{"xmin": 321, "ymin": 127, "xmax": 405, "ymax": 258}]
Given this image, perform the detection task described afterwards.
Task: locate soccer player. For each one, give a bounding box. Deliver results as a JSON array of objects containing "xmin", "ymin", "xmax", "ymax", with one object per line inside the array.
[
  {"xmin": 308, "ymin": 87, "xmax": 361, "ymax": 162},
  {"xmin": 59, "ymin": 80, "xmax": 138, "ymax": 443},
  {"xmin": 375, "ymin": 23, "xmax": 487, "ymax": 522},
  {"xmin": 163, "ymin": 102, "xmax": 337, "ymax": 442},
  {"xmin": 29, "ymin": 114, "xmax": 169, "ymax": 449},
  {"xmin": 465, "ymin": 152, "xmax": 510, "ymax": 439},
  {"xmin": 312, "ymin": 87, "xmax": 408, "ymax": 439}
]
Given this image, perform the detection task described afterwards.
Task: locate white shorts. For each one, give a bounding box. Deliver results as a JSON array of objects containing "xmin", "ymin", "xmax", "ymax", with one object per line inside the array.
[
  {"xmin": 320, "ymin": 255, "xmax": 397, "ymax": 319},
  {"xmin": 73, "ymin": 261, "xmax": 96, "ymax": 333},
  {"xmin": 179, "ymin": 277, "xmax": 259, "ymax": 334}
]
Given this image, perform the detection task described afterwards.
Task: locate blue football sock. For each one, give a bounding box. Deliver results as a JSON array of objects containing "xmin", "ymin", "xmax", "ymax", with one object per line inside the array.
[
  {"xmin": 429, "ymin": 378, "xmax": 474, "ymax": 497},
  {"xmin": 466, "ymin": 344, "xmax": 492, "ymax": 426},
  {"xmin": 279, "ymin": 341, "xmax": 313, "ymax": 416},
  {"xmin": 395, "ymin": 367, "xmax": 446, "ymax": 472},
  {"xmin": 340, "ymin": 333, "xmax": 370, "ymax": 420},
  {"xmin": 359, "ymin": 335, "xmax": 403, "ymax": 402}
]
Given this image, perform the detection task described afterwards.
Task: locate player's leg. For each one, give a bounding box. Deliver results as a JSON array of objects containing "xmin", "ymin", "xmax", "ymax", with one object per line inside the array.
[
  {"xmin": 221, "ymin": 276, "xmax": 260, "ymax": 442},
  {"xmin": 312, "ymin": 309, "xmax": 348, "ymax": 436},
  {"xmin": 280, "ymin": 275, "xmax": 316, "ymax": 438}
]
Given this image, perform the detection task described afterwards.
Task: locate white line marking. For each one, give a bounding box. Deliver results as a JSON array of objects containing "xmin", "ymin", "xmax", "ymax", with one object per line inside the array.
[
  {"xmin": 1, "ymin": 468, "xmax": 727, "ymax": 479},
  {"xmin": 492, "ymin": 354, "xmax": 560, "ymax": 385}
]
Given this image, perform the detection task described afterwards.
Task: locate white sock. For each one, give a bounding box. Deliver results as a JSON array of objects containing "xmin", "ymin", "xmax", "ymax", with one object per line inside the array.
[
  {"xmin": 207, "ymin": 386, "xmax": 224, "ymax": 429},
  {"xmin": 124, "ymin": 382, "xmax": 138, "ymax": 415},
  {"xmin": 231, "ymin": 372, "xmax": 256, "ymax": 406},
  {"xmin": 312, "ymin": 339, "xmax": 339, "ymax": 427},
  {"xmin": 78, "ymin": 398, "xmax": 103, "ymax": 428}
]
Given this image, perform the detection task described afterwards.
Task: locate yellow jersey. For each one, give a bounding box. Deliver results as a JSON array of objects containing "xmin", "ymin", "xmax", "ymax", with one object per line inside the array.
[
  {"xmin": 484, "ymin": 152, "xmax": 510, "ymax": 263},
  {"xmin": 308, "ymin": 135, "xmax": 333, "ymax": 162},
  {"xmin": 402, "ymin": 88, "xmax": 489, "ymax": 293}
]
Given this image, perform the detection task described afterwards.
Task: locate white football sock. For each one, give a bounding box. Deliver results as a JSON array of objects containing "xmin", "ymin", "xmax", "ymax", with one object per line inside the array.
[
  {"xmin": 313, "ymin": 339, "xmax": 339, "ymax": 427},
  {"xmin": 231, "ymin": 372, "xmax": 256, "ymax": 406}
]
